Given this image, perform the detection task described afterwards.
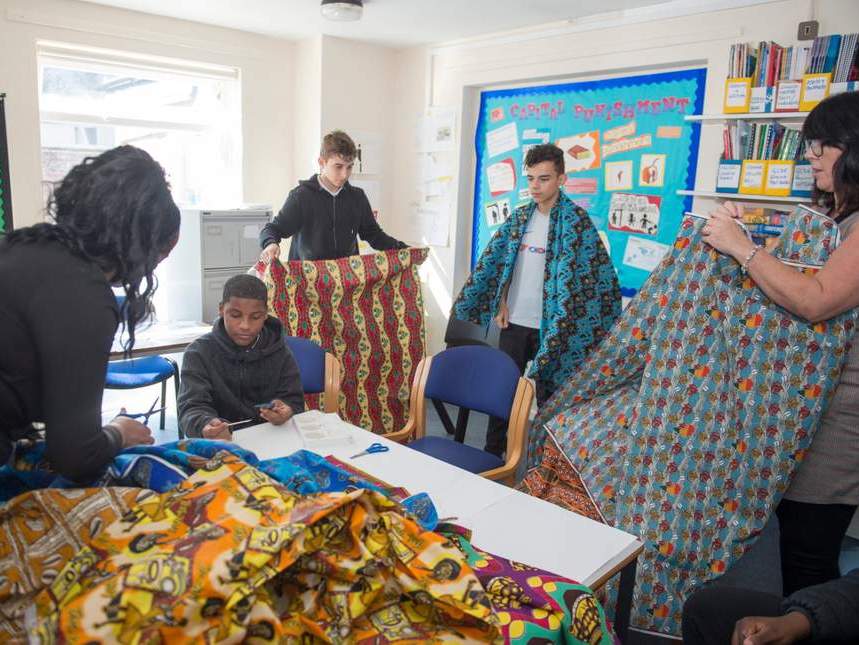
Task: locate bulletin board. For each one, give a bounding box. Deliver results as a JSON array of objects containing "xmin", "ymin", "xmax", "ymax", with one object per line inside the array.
[
  {"xmin": 472, "ymin": 69, "xmax": 705, "ymax": 296},
  {"xmin": 0, "ymin": 94, "xmax": 12, "ymax": 234}
]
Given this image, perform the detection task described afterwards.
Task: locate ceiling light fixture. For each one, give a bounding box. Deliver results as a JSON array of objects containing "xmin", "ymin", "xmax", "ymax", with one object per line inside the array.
[{"xmin": 321, "ymin": 0, "xmax": 363, "ymax": 22}]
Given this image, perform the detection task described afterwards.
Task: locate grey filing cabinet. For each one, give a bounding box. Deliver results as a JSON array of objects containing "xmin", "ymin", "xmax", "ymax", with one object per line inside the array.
[{"xmin": 158, "ymin": 208, "xmax": 272, "ymax": 323}]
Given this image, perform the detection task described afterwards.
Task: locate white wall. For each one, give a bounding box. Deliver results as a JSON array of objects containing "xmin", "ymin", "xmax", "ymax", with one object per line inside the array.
[
  {"xmin": 390, "ymin": 0, "xmax": 859, "ymax": 354},
  {"xmin": 319, "ymin": 35, "xmax": 398, "ymax": 231},
  {"xmin": 292, "ymin": 35, "xmax": 323, "ymax": 186},
  {"xmin": 0, "ymin": 0, "xmax": 295, "ymax": 228}
]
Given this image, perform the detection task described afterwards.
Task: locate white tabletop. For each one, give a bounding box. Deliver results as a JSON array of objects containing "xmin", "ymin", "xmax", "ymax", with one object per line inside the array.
[{"xmin": 234, "ymin": 412, "xmax": 643, "ymax": 589}]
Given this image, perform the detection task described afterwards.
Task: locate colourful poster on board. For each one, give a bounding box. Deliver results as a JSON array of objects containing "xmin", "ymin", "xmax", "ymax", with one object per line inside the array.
[
  {"xmin": 472, "ymin": 69, "xmax": 705, "ymax": 297},
  {"xmin": 0, "ymin": 94, "xmax": 12, "ymax": 234}
]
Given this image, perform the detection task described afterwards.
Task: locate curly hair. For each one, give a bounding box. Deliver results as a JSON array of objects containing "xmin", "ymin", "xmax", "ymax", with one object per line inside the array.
[
  {"xmin": 6, "ymin": 145, "xmax": 180, "ymax": 352},
  {"xmin": 802, "ymin": 91, "xmax": 859, "ymax": 220}
]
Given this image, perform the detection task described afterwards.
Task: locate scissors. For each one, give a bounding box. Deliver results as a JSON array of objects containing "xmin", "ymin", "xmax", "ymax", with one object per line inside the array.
[
  {"xmin": 122, "ymin": 397, "xmax": 165, "ymax": 425},
  {"xmin": 350, "ymin": 442, "xmax": 390, "ymax": 459}
]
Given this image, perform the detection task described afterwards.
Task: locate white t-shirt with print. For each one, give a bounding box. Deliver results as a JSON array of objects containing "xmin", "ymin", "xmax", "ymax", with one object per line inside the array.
[{"xmin": 506, "ymin": 209, "xmax": 550, "ymax": 330}]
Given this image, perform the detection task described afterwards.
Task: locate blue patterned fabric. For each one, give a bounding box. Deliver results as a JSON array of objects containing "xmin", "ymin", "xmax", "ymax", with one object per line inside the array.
[
  {"xmin": 453, "ymin": 192, "xmax": 621, "ymax": 392},
  {"xmin": 0, "ymin": 439, "xmax": 440, "ymax": 530},
  {"xmin": 521, "ymin": 210, "xmax": 858, "ymax": 635}
]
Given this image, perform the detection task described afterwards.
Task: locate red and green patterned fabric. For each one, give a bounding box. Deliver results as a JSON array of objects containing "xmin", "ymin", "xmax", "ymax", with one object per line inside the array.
[
  {"xmin": 522, "ymin": 211, "xmax": 857, "ymax": 636},
  {"xmin": 259, "ymin": 248, "xmax": 427, "ymax": 434}
]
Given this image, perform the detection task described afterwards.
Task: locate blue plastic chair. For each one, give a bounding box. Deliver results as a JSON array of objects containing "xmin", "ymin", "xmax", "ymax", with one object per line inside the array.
[
  {"xmin": 284, "ymin": 336, "xmax": 341, "ymax": 413},
  {"xmin": 387, "ymin": 345, "xmax": 535, "ymax": 484},
  {"xmin": 107, "ymin": 294, "xmax": 181, "ymax": 435},
  {"xmin": 106, "ymin": 355, "xmax": 180, "ymax": 433}
]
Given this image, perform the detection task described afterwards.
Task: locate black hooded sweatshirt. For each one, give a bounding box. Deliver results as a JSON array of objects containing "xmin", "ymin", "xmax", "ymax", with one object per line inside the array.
[
  {"xmin": 258, "ymin": 174, "xmax": 406, "ymax": 261},
  {"xmin": 178, "ymin": 316, "xmax": 305, "ymax": 437}
]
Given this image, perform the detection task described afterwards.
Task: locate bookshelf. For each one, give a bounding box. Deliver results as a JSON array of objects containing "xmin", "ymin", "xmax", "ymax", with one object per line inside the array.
[
  {"xmin": 684, "ymin": 112, "xmax": 807, "ymax": 121},
  {"xmin": 677, "ymin": 190, "xmax": 810, "ymax": 203}
]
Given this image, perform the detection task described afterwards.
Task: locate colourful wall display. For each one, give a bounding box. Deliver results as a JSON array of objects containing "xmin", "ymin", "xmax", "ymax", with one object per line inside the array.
[
  {"xmin": 0, "ymin": 95, "xmax": 12, "ymax": 234},
  {"xmin": 472, "ymin": 69, "xmax": 706, "ymax": 296}
]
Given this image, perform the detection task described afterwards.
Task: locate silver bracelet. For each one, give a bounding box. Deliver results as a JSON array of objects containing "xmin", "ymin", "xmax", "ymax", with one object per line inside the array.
[{"xmin": 741, "ymin": 244, "xmax": 762, "ymax": 274}]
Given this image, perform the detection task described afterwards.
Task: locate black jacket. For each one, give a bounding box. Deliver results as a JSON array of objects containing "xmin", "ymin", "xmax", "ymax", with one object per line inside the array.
[
  {"xmin": 178, "ymin": 316, "xmax": 305, "ymax": 437},
  {"xmin": 782, "ymin": 568, "xmax": 859, "ymax": 642},
  {"xmin": 0, "ymin": 237, "xmax": 122, "ymax": 482},
  {"xmin": 259, "ymin": 174, "xmax": 406, "ymax": 261}
]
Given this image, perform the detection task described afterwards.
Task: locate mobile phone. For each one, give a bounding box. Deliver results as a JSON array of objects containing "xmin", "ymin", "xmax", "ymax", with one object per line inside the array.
[{"xmin": 254, "ymin": 401, "xmax": 275, "ymax": 411}]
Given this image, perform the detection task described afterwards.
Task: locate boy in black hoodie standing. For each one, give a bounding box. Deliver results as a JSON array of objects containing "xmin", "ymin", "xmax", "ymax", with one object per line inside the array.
[
  {"xmin": 258, "ymin": 130, "xmax": 407, "ymax": 262},
  {"xmin": 178, "ymin": 275, "xmax": 305, "ymax": 440}
]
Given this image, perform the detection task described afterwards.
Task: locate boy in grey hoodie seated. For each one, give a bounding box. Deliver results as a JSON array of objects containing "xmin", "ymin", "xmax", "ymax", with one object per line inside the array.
[{"xmin": 178, "ymin": 274, "xmax": 304, "ymax": 440}]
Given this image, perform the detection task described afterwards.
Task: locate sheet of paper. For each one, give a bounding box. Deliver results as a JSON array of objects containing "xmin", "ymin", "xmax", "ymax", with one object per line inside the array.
[
  {"xmin": 487, "ymin": 159, "xmax": 516, "ymax": 195},
  {"xmin": 486, "ymin": 122, "xmax": 518, "ymax": 158},
  {"xmin": 419, "ymin": 107, "xmax": 457, "ymax": 152},
  {"xmin": 293, "ymin": 410, "xmax": 354, "ymax": 448},
  {"xmin": 623, "ymin": 236, "xmax": 670, "ymax": 272}
]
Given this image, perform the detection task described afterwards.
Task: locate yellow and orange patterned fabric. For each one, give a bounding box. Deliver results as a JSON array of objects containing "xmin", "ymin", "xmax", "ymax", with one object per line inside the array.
[
  {"xmin": 0, "ymin": 486, "xmax": 144, "ymax": 640},
  {"xmin": 26, "ymin": 452, "xmax": 502, "ymax": 643},
  {"xmin": 259, "ymin": 248, "xmax": 427, "ymax": 435}
]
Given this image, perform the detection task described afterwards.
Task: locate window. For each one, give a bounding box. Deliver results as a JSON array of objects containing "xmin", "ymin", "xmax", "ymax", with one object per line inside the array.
[{"xmin": 38, "ymin": 42, "xmax": 242, "ymax": 207}]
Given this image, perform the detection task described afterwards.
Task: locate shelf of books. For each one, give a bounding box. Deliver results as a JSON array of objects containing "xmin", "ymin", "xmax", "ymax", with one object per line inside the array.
[
  {"xmin": 677, "ymin": 190, "xmax": 810, "ymax": 203},
  {"xmin": 679, "ymin": 32, "xmax": 857, "ymax": 203},
  {"xmin": 684, "ymin": 112, "xmax": 806, "ymax": 121}
]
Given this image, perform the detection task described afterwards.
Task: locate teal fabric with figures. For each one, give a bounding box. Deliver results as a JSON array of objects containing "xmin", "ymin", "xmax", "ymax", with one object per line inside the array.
[
  {"xmin": 523, "ymin": 209, "xmax": 858, "ymax": 635},
  {"xmin": 453, "ymin": 191, "xmax": 621, "ymax": 392}
]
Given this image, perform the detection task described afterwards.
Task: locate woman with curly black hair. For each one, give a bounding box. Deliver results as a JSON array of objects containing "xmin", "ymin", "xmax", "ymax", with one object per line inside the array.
[{"xmin": 0, "ymin": 145, "xmax": 180, "ymax": 482}]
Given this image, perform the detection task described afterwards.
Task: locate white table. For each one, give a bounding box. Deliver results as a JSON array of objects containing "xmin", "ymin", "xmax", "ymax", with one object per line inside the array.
[
  {"xmin": 234, "ymin": 412, "xmax": 643, "ymax": 639},
  {"xmin": 110, "ymin": 320, "xmax": 211, "ymax": 359}
]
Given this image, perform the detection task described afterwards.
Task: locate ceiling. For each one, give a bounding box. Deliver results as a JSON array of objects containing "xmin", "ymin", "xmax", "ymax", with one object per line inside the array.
[{"xmin": 76, "ymin": 0, "xmax": 688, "ymax": 48}]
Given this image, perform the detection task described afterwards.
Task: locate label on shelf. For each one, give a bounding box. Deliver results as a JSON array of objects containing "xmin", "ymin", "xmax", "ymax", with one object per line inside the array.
[
  {"xmin": 749, "ymin": 86, "xmax": 774, "ymax": 113},
  {"xmin": 799, "ymin": 73, "xmax": 831, "ymax": 112},
  {"xmin": 775, "ymin": 80, "xmax": 802, "ymax": 112},
  {"xmin": 724, "ymin": 78, "xmax": 752, "ymax": 113},
  {"xmin": 763, "ymin": 161, "xmax": 794, "ymax": 196},
  {"xmin": 716, "ymin": 160, "xmax": 742, "ymax": 193},
  {"xmin": 739, "ymin": 160, "xmax": 767, "ymax": 194},
  {"xmin": 791, "ymin": 161, "xmax": 814, "ymax": 197},
  {"xmin": 830, "ymin": 81, "xmax": 858, "ymax": 96}
]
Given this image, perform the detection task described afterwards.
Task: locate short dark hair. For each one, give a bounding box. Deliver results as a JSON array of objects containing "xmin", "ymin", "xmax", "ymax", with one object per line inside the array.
[
  {"xmin": 222, "ymin": 274, "xmax": 268, "ymax": 304},
  {"xmin": 524, "ymin": 144, "xmax": 565, "ymax": 175},
  {"xmin": 802, "ymin": 91, "xmax": 859, "ymax": 220},
  {"xmin": 320, "ymin": 130, "xmax": 357, "ymax": 161}
]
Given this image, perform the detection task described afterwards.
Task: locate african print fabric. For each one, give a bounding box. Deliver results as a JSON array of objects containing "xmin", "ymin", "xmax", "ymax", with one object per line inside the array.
[
  {"xmin": 27, "ymin": 452, "xmax": 500, "ymax": 642},
  {"xmin": 0, "ymin": 487, "xmax": 144, "ymax": 641},
  {"xmin": 258, "ymin": 248, "xmax": 427, "ymax": 435},
  {"xmin": 452, "ymin": 192, "xmax": 621, "ymax": 393},
  {"xmin": 520, "ymin": 211, "xmax": 858, "ymax": 635},
  {"xmin": 1, "ymin": 451, "xmax": 615, "ymax": 643},
  {"xmin": 442, "ymin": 525, "xmax": 616, "ymax": 644}
]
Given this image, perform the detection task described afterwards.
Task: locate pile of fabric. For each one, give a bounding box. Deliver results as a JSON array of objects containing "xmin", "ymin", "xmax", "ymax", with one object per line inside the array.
[
  {"xmin": 0, "ymin": 441, "xmax": 615, "ymax": 643},
  {"xmin": 521, "ymin": 211, "xmax": 857, "ymax": 636}
]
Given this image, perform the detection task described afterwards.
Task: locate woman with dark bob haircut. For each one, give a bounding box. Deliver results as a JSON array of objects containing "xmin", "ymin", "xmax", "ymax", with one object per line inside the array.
[
  {"xmin": 0, "ymin": 145, "xmax": 180, "ymax": 483},
  {"xmin": 682, "ymin": 91, "xmax": 859, "ymax": 644}
]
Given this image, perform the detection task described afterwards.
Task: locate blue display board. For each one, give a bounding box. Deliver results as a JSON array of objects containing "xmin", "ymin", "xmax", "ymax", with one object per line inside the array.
[{"xmin": 472, "ymin": 69, "xmax": 706, "ymax": 296}]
